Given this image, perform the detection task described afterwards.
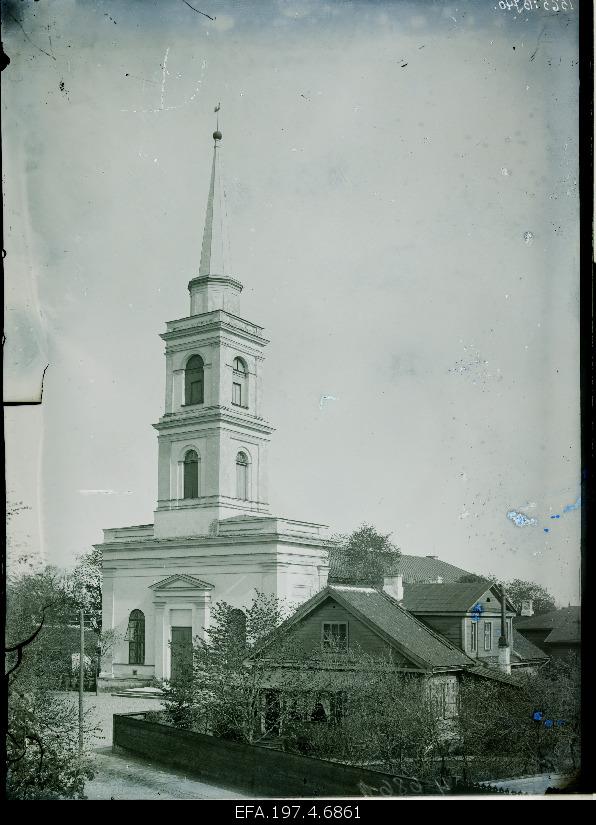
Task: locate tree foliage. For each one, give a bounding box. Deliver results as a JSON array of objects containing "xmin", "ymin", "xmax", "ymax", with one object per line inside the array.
[
  {"xmin": 331, "ymin": 524, "xmax": 401, "ymax": 584},
  {"xmin": 160, "ymin": 591, "xmax": 294, "ymax": 743},
  {"xmin": 6, "ymin": 689, "xmax": 96, "ymax": 799},
  {"xmin": 456, "ymin": 573, "xmax": 495, "ymax": 584},
  {"xmin": 497, "ymin": 578, "xmax": 557, "ymax": 615},
  {"xmin": 456, "ymin": 659, "xmax": 580, "ymax": 780},
  {"xmin": 5, "ymin": 557, "xmax": 102, "ymax": 798},
  {"xmin": 64, "ymin": 547, "xmax": 103, "ymax": 632}
]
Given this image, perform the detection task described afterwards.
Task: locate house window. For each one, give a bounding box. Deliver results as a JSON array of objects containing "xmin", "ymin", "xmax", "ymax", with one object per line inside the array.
[
  {"xmin": 232, "ymin": 357, "xmax": 248, "ymax": 408},
  {"xmin": 236, "ymin": 451, "xmax": 249, "ymax": 500},
  {"xmin": 322, "ymin": 622, "xmax": 348, "ymax": 652},
  {"xmin": 127, "ymin": 610, "xmax": 145, "ymax": 665},
  {"xmin": 470, "ymin": 621, "xmax": 478, "ymax": 652},
  {"xmin": 484, "ymin": 621, "xmax": 492, "ymax": 651},
  {"xmin": 185, "ymin": 355, "xmax": 204, "ymax": 406},
  {"xmin": 183, "ymin": 449, "xmax": 199, "ymax": 499}
]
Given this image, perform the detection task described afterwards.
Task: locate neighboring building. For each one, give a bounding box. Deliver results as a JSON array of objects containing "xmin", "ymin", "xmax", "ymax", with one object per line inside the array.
[
  {"xmin": 328, "ymin": 551, "xmax": 472, "ymax": 585},
  {"xmin": 401, "ymin": 581, "xmax": 548, "ymax": 671},
  {"xmin": 252, "ymin": 580, "xmax": 523, "ymax": 733},
  {"xmin": 96, "ymin": 128, "xmax": 331, "ymax": 690},
  {"xmin": 514, "ymin": 607, "xmax": 580, "ymax": 660}
]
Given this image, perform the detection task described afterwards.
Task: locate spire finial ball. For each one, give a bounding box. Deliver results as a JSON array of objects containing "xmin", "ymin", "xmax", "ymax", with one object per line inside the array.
[{"xmin": 213, "ymin": 130, "xmax": 222, "ymax": 141}]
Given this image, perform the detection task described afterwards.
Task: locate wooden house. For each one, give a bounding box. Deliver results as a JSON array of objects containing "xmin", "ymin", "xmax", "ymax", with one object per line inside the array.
[
  {"xmin": 401, "ymin": 581, "xmax": 548, "ymax": 671},
  {"xmin": 514, "ymin": 606, "xmax": 580, "ymax": 660},
  {"xmin": 252, "ymin": 581, "xmax": 525, "ymax": 733}
]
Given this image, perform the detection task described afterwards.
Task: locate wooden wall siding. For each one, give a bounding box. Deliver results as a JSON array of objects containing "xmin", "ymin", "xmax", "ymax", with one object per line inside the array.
[
  {"xmin": 417, "ymin": 616, "xmax": 462, "ymax": 649},
  {"xmin": 287, "ymin": 598, "xmax": 412, "ymax": 666}
]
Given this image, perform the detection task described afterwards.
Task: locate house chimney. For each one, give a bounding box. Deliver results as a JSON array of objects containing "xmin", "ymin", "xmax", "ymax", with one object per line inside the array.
[
  {"xmin": 383, "ymin": 574, "xmax": 403, "ymax": 603},
  {"xmin": 520, "ymin": 599, "xmax": 534, "ymax": 617},
  {"xmin": 426, "ymin": 555, "xmax": 438, "ymax": 560},
  {"xmin": 436, "ymin": 576, "xmax": 443, "ymax": 584},
  {"xmin": 498, "ymin": 587, "xmax": 511, "ymax": 675}
]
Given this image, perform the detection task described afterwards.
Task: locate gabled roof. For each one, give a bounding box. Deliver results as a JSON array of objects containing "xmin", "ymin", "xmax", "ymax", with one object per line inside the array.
[
  {"xmin": 392, "ymin": 555, "xmax": 473, "ymax": 583},
  {"xmin": 255, "ymin": 584, "xmax": 474, "ymax": 672},
  {"xmin": 514, "ymin": 606, "xmax": 580, "ymax": 631},
  {"xmin": 327, "ymin": 551, "xmax": 472, "ymax": 585},
  {"xmin": 402, "ymin": 582, "xmax": 516, "ymax": 614},
  {"xmin": 545, "ymin": 625, "xmax": 581, "ymax": 645},
  {"xmin": 512, "ymin": 629, "xmax": 549, "ymax": 662},
  {"xmin": 149, "ymin": 574, "xmax": 214, "ymax": 591},
  {"xmin": 329, "ymin": 586, "xmax": 473, "ymax": 670},
  {"xmin": 464, "ymin": 665, "xmax": 522, "ymax": 688}
]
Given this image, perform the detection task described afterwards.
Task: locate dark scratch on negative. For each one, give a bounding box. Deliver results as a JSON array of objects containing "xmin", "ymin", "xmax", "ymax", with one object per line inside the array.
[
  {"xmin": 180, "ymin": 0, "xmax": 216, "ymax": 20},
  {"xmin": 7, "ymin": 12, "xmax": 56, "ymax": 61}
]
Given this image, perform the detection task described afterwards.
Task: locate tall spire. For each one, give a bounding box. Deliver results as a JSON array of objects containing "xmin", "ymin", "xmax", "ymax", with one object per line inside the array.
[
  {"xmin": 188, "ymin": 107, "xmax": 243, "ymax": 316},
  {"xmin": 199, "ymin": 105, "xmax": 231, "ymax": 278}
]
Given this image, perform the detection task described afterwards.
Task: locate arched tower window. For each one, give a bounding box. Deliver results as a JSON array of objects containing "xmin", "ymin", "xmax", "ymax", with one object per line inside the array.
[
  {"xmin": 185, "ymin": 355, "xmax": 204, "ymax": 406},
  {"xmin": 127, "ymin": 609, "xmax": 145, "ymax": 665},
  {"xmin": 232, "ymin": 357, "xmax": 248, "ymax": 408},
  {"xmin": 183, "ymin": 449, "xmax": 199, "ymax": 499},
  {"xmin": 236, "ymin": 451, "xmax": 249, "ymax": 500}
]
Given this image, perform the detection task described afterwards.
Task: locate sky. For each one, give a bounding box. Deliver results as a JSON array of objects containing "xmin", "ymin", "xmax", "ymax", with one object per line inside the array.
[{"xmin": 3, "ymin": 0, "xmax": 581, "ymax": 604}]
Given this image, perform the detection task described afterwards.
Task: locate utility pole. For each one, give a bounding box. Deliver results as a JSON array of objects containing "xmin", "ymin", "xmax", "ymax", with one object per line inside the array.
[{"xmin": 79, "ymin": 607, "xmax": 84, "ymax": 754}]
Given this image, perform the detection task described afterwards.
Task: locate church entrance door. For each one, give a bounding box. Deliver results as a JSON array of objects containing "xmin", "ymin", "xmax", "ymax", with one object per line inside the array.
[{"xmin": 170, "ymin": 626, "xmax": 193, "ymax": 682}]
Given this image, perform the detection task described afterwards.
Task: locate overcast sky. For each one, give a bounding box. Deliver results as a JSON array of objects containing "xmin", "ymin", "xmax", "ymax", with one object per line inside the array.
[{"xmin": 3, "ymin": 0, "xmax": 580, "ymax": 604}]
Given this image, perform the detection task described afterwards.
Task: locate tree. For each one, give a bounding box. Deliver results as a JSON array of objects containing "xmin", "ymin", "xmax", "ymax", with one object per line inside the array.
[
  {"xmin": 330, "ymin": 524, "xmax": 401, "ymax": 584},
  {"xmin": 6, "ymin": 689, "xmax": 95, "ymax": 799},
  {"xmin": 5, "ymin": 566, "xmax": 98, "ymax": 798},
  {"xmin": 498, "ymin": 578, "xmax": 556, "ymax": 615},
  {"xmin": 287, "ymin": 662, "xmax": 447, "ymax": 779},
  {"xmin": 6, "ymin": 566, "xmax": 76, "ymax": 690},
  {"xmin": 6, "ymin": 500, "xmax": 43, "ymax": 581},
  {"xmin": 456, "ymin": 660, "xmax": 580, "ymax": 781},
  {"xmin": 456, "ymin": 573, "xmax": 495, "ymax": 584},
  {"xmin": 160, "ymin": 591, "xmax": 296, "ymax": 743},
  {"xmin": 64, "ymin": 547, "xmax": 103, "ymax": 632}
]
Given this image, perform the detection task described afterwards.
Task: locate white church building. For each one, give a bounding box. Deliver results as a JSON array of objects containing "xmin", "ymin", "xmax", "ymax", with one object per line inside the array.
[{"xmin": 97, "ymin": 126, "xmax": 330, "ymax": 689}]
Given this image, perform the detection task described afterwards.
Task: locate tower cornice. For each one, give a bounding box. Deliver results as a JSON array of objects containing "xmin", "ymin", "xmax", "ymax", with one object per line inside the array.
[
  {"xmin": 161, "ymin": 310, "xmax": 269, "ymax": 348},
  {"xmin": 153, "ymin": 407, "xmax": 275, "ymax": 436}
]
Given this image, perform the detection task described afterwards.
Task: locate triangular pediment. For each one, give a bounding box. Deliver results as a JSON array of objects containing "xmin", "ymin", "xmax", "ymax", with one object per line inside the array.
[{"xmin": 149, "ymin": 574, "xmax": 214, "ymax": 591}]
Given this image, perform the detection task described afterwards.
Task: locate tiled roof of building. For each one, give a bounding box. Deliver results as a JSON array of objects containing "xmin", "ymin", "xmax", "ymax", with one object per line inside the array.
[
  {"xmin": 401, "ymin": 582, "xmax": 495, "ymax": 613},
  {"xmin": 464, "ymin": 665, "xmax": 522, "ymax": 688},
  {"xmin": 544, "ymin": 622, "xmax": 581, "ymax": 645},
  {"xmin": 328, "ymin": 550, "xmax": 473, "ymax": 585},
  {"xmin": 328, "ymin": 585, "xmax": 474, "ymax": 670},
  {"xmin": 545, "ymin": 624, "xmax": 581, "ymax": 645},
  {"xmin": 514, "ymin": 606, "xmax": 580, "ymax": 631},
  {"xmin": 392, "ymin": 555, "xmax": 473, "ymax": 583},
  {"xmin": 512, "ymin": 629, "xmax": 549, "ymax": 661}
]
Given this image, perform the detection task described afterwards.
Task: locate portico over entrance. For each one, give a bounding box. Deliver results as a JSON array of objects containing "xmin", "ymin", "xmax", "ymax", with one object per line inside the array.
[{"xmin": 149, "ymin": 574, "xmax": 214, "ymax": 681}]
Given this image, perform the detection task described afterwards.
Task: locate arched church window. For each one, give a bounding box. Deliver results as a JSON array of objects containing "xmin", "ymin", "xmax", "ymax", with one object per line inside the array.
[
  {"xmin": 183, "ymin": 449, "xmax": 200, "ymax": 499},
  {"xmin": 127, "ymin": 609, "xmax": 145, "ymax": 665},
  {"xmin": 232, "ymin": 357, "xmax": 248, "ymax": 408},
  {"xmin": 185, "ymin": 355, "xmax": 204, "ymax": 406},
  {"xmin": 236, "ymin": 451, "xmax": 249, "ymax": 500}
]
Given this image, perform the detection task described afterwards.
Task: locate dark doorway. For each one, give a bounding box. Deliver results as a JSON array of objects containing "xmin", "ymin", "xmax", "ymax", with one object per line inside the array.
[{"xmin": 170, "ymin": 626, "xmax": 193, "ymax": 682}]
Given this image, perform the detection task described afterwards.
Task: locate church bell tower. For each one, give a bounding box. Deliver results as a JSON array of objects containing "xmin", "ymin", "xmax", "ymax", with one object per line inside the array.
[{"xmin": 153, "ymin": 125, "xmax": 274, "ymax": 538}]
